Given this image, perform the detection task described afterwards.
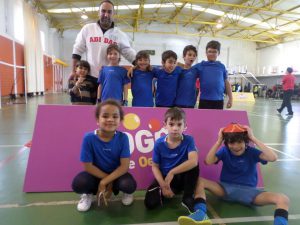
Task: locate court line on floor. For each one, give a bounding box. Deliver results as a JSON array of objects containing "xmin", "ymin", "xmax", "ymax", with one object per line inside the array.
[
  {"xmin": 265, "ymin": 143, "xmax": 300, "ymax": 146},
  {"xmin": 269, "ymin": 146, "xmax": 300, "ymax": 160},
  {"xmin": 1, "ymin": 199, "xmax": 300, "ymax": 224},
  {"xmin": 277, "ymin": 158, "xmax": 300, "ymax": 162},
  {"xmin": 125, "ymin": 214, "xmax": 300, "ymax": 224},
  {"xmin": 247, "ymin": 112, "xmax": 296, "ymax": 121}
]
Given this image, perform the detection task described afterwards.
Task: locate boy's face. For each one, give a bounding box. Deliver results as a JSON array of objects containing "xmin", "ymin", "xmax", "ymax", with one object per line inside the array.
[
  {"xmin": 162, "ymin": 57, "xmax": 177, "ymax": 73},
  {"xmin": 164, "ymin": 118, "xmax": 185, "ymax": 139},
  {"xmin": 97, "ymin": 105, "xmax": 121, "ymax": 133},
  {"xmin": 107, "ymin": 49, "xmax": 120, "ymax": 65},
  {"xmin": 183, "ymin": 50, "xmax": 197, "ymax": 67},
  {"xmin": 137, "ymin": 57, "xmax": 150, "ymax": 71},
  {"xmin": 206, "ymin": 48, "xmax": 219, "ymax": 61},
  {"xmin": 76, "ymin": 66, "xmax": 88, "ymax": 77},
  {"xmin": 227, "ymin": 141, "xmax": 246, "ymax": 156}
]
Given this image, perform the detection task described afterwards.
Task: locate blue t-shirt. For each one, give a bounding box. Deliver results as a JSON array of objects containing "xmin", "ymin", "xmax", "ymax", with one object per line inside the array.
[
  {"xmin": 80, "ymin": 130, "xmax": 130, "ymax": 173},
  {"xmin": 175, "ymin": 68, "xmax": 199, "ymax": 107},
  {"xmin": 98, "ymin": 66, "xmax": 130, "ymax": 102},
  {"xmin": 153, "ymin": 66, "xmax": 182, "ymax": 107},
  {"xmin": 192, "ymin": 60, "xmax": 227, "ymax": 101},
  {"xmin": 131, "ymin": 69, "xmax": 155, "ymax": 107},
  {"xmin": 152, "ymin": 134, "xmax": 198, "ymax": 176},
  {"xmin": 216, "ymin": 146, "xmax": 267, "ymax": 187}
]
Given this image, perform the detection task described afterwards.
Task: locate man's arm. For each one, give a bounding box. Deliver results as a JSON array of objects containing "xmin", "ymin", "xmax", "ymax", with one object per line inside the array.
[
  {"xmin": 118, "ymin": 31, "xmax": 136, "ymax": 64},
  {"xmin": 70, "ymin": 26, "xmax": 86, "ymax": 79}
]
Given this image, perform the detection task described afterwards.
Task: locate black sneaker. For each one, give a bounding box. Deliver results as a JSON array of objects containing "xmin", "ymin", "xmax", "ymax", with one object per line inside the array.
[
  {"xmin": 181, "ymin": 197, "xmax": 194, "ymax": 213},
  {"xmin": 286, "ymin": 113, "xmax": 293, "ymax": 116}
]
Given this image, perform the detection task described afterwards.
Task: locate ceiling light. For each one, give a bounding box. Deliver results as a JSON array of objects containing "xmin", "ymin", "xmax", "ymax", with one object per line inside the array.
[
  {"xmin": 216, "ymin": 23, "xmax": 223, "ymax": 29},
  {"xmin": 81, "ymin": 14, "xmax": 88, "ymax": 19}
]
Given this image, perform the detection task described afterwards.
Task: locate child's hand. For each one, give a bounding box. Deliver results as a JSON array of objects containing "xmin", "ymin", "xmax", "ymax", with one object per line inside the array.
[
  {"xmin": 97, "ymin": 180, "xmax": 109, "ymax": 206},
  {"xmin": 176, "ymin": 62, "xmax": 185, "ymax": 69},
  {"xmin": 127, "ymin": 66, "xmax": 135, "ymax": 78},
  {"xmin": 243, "ymin": 125, "xmax": 255, "ymax": 142},
  {"xmin": 76, "ymin": 77, "xmax": 84, "ymax": 86},
  {"xmin": 98, "ymin": 180, "xmax": 107, "ymax": 194},
  {"xmin": 226, "ymin": 98, "xmax": 233, "ymax": 108},
  {"xmin": 104, "ymin": 182, "xmax": 113, "ymax": 199},
  {"xmin": 217, "ymin": 128, "xmax": 224, "ymax": 143},
  {"xmin": 164, "ymin": 171, "xmax": 174, "ymax": 187},
  {"xmin": 161, "ymin": 185, "xmax": 174, "ymax": 198}
]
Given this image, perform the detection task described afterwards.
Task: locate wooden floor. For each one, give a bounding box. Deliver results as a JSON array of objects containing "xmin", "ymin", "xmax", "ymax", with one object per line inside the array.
[{"xmin": 0, "ymin": 93, "xmax": 300, "ymax": 225}]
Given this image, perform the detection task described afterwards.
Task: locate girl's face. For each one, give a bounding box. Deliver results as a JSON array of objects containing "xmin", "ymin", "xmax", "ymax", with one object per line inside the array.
[
  {"xmin": 76, "ymin": 66, "xmax": 88, "ymax": 77},
  {"xmin": 137, "ymin": 58, "xmax": 150, "ymax": 71},
  {"xmin": 183, "ymin": 50, "xmax": 197, "ymax": 67},
  {"xmin": 107, "ymin": 49, "xmax": 120, "ymax": 66},
  {"xmin": 227, "ymin": 141, "xmax": 246, "ymax": 156},
  {"xmin": 97, "ymin": 104, "xmax": 121, "ymax": 133}
]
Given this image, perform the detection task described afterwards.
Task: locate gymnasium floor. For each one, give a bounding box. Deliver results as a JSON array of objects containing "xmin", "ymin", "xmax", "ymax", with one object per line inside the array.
[{"xmin": 0, "ymin": 93, "xmax": 300, "ymax": 225}]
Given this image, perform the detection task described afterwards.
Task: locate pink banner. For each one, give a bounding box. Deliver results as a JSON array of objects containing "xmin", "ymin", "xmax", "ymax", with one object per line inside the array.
[{"xmin": 23, "ymin": 105, "xmax": 263, "ymax": 192}]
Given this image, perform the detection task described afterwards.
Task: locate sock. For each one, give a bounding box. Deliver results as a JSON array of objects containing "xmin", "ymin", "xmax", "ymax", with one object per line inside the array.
[
  {"xmin": 274, "ymin": 209, "xmax": 288, "ymax": 225},
  {"xmin": 193, "ymin": 198, "xmax": 207, "ymax": 213}
]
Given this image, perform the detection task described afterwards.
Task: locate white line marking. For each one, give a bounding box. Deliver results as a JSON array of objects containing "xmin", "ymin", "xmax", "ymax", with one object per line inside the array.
[
  {"xmin": 277, "ymin": 158, "xmax": 300, "ymax": 162},
  {"xmin": 265, "ymin": 143, "xmax": 300, "ymax": 146},
  {"xmin": 269, "ymin": 146, "xmax": 299, "ymax": 159},
  {"xmin": 2, "ymin": 199, "xmax": 300, "ymax": 224},
  {"xmin": 126, "ymin": 214, "xmax": 300, "ymax": 224}
]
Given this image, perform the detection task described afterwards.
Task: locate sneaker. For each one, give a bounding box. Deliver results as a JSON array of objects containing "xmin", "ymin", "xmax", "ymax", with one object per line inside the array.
[
  {"xmin": 181, "ymin": 197, "xmax": 195, "ymax": 213},
  {"xmin": 286, "ymin": 113, "xmax": 293, "ymax": 116},
  {"xmin": 77, "ymin": 194, "xmax": 93, "ymax": 212},
  {"xmin": 277, "ymin": 109, "xmax": 281, "ymax": 114},
  {"xmin": 121, "ymin": 193, "xmax": 133, "ymax": 206},
  {"xmin": 178, "ymin": 212, "xmax": 212, "ymax": 225}
]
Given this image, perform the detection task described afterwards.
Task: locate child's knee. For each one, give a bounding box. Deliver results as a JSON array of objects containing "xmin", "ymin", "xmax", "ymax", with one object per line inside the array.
[
  {"xmin": 144, "ymin": 194, "xmax": 161, "ymax": 209},
  {"xmin": 277, "ymin": 194, "xmax": 290, "ymax": 207},
  {"xmin": 144, "ymin": 188, "xmax": 162, "ymax": 209}
]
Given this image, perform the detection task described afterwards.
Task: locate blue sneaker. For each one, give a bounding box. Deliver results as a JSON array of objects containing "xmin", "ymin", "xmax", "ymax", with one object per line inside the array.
[{"xmin": 178, "ymin": 211, "xmax": 212, "ymax": 225}]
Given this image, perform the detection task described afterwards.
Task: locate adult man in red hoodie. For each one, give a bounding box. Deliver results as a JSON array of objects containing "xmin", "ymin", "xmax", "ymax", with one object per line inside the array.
[{"xmin": 277, "ymin": 67, "xmax": 296, "ymax": 116}]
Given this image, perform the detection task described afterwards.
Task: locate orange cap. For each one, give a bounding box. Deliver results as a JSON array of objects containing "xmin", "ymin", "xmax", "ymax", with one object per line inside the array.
[{"xmin": 223, "ymin": 123, "xmax": 247, "ymax": 133}]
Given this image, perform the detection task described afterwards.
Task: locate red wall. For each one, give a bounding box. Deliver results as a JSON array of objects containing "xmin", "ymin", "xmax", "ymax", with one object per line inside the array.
[
  {"xmin": 44, "ymin": 55, "xmax": 53, "ymax": 92},
  {"xmin": 0, "ymin": 35, "xmax": 15, "ymax": 96},
  {"xmin": 0, "ymin": 35, "xmax": 54, "ymax": 96}
]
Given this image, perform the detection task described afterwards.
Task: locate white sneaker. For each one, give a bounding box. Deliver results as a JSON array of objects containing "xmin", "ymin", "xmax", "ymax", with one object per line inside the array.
[
  {"xmin": 121, "ymin": 193, "xmax": 133, "ymax": 206},
  {"xmin": 77, "ymin": 194, "xmax": 93, "ymax": 212}
]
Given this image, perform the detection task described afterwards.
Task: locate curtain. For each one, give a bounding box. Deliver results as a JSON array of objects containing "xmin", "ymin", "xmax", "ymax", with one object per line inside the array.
[{"xmin": 23, "ymin": 1, "xmax": 44, "ymax": 93}]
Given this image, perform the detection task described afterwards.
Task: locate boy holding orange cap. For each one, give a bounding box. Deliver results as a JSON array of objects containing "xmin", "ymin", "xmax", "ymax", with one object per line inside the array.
[{"xmin": 178, "ymin": 123, "xmax": 289, "ymax": 225}]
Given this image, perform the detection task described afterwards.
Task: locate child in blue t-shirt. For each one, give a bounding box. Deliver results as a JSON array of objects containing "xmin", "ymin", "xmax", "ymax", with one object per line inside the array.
[
  {"xmin": 179, "ymin": 123, "xmax": 289, "ymax": 225},
  {"xmin": 72, "ymin": 99, "xmax": 137, "ymax": 212},
  {"xmin": 144, "ymin": 107, "xmax": 210, "ymax": 224},
  {"xmin": 131, "ymin": 51, "xmax": 155, "ymax": 107},
  {"xmin": 153, "ymin": 50, "xmax": 183, "ymax": 107},
  {"xmin": 175, "ymin": 45, "xmax": 199, "ymax": 108},
  {"xmin": 97, "ymin": 44, "xmax": 130, "ymax": 106},
  {"xmin": 191, "ymin": 40, "xmax": 233, "ymax": 109}
]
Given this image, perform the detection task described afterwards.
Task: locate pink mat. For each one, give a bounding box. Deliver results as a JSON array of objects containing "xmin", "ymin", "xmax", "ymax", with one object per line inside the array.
[{"xmin": 23, "ymin": 105, "xmax": 264, "ymax": 192}]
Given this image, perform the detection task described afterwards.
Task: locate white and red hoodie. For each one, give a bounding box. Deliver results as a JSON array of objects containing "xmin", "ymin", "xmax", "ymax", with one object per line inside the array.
[{"xmin": 73, "ymin": 23, "xmax": 136, "ymax": 78}]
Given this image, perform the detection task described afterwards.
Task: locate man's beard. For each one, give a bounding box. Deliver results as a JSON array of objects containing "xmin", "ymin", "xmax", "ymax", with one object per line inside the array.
[{"xmin": 100, "ymin": 17, "xmax": 112, "ymax": 28}]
